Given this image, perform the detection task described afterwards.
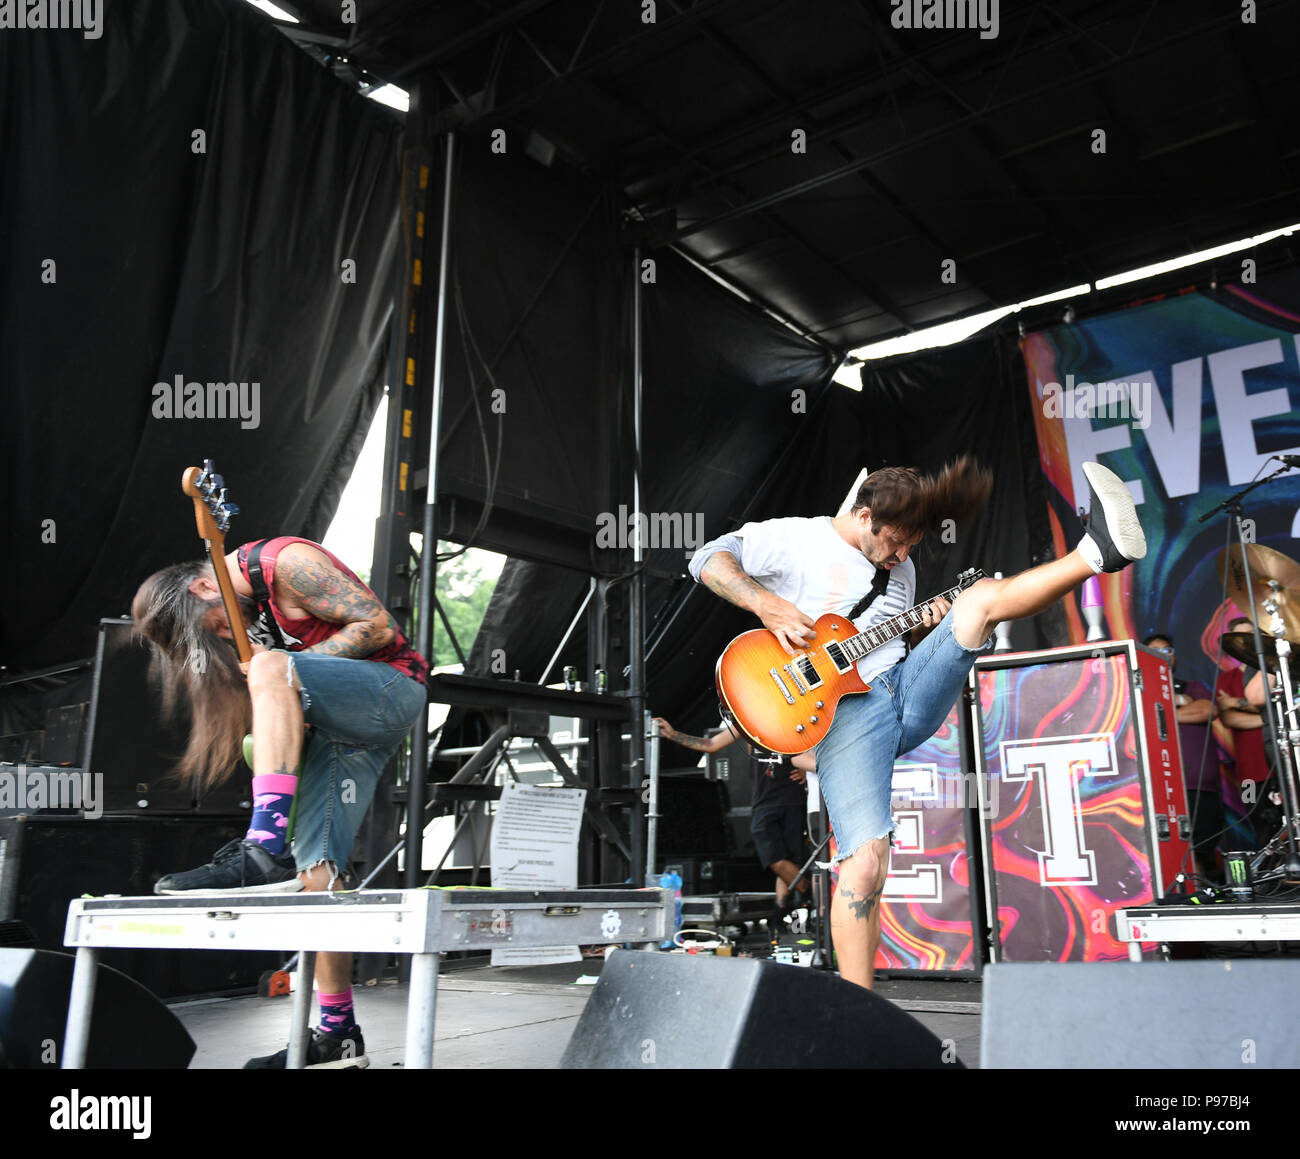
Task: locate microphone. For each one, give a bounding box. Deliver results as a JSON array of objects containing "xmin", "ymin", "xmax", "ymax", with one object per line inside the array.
[{"xmin": 1273, "ymin": 455, "xmax": 1300, "ymax": 468}]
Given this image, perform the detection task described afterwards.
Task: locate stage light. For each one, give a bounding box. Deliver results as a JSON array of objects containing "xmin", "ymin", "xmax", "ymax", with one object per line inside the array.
[
  {"xmin": 366, "ymin": 85, "xmax": 411, "ymax": 113},
  {"xmin": 1095, "ymin": 221, "xmax": 1300, "ymax": 291},
  {"xmin": 244, "ymin": 0, "xmax": 299, "ymax": 22}
]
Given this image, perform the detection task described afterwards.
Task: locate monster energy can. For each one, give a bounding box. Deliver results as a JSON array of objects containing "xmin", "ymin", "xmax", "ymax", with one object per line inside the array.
[{"xmin": 1224, "ymin": 851, "xmax": 1254, "ymax": 901}]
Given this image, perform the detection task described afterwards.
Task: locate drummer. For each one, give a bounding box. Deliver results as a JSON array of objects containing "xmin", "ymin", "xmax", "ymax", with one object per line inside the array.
[
  {"xmin": 1218, "ymin": 616, "xmax": 1284, "ymax": 848},
  {"xmin": 1240, "ymin": 626, "xmax": 1295, "ymax": 791}
]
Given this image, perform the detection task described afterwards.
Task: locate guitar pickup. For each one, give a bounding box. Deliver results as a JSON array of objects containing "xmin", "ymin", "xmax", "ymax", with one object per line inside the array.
[
  {"xmin": 783, "ymin": 663, "xmax": 808, "ymax": 694},
  {"xmin": 795, "ymin": 655, "xmax": 822, "ymax": 687},
  {"xmin": 824, "ymin": 640, "xmax": 851, "ymax": 674},
  {"xmin": 768, "ymin": 668, "xmax": 795, "ymax": 705}
]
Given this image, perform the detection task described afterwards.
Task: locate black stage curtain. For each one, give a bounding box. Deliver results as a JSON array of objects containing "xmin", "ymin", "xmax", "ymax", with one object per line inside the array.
[
  {"xmin": 452, "ymin": 247, "xmax": 837, "ymax": 746},
  {"xmin": 419, "ymin": 136, "xmax": 624, "ymax": 571},
  {"xmin": 851, "ymin": 331, "xmax": 1065, "ymax": 647},
  {"xmin": 1, "ymin": 0, "xmax": 401, "ymax": 686}
]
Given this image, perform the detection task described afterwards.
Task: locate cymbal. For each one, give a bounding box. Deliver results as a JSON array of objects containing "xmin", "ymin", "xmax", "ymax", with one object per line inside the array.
[
  {"xmin": 1220, "ymin": 632, "xmax": 1287, "ymax": 673},
  {"xmin": 1216, "ymin": 544, "xmax": 1300, "ymax": 640}
]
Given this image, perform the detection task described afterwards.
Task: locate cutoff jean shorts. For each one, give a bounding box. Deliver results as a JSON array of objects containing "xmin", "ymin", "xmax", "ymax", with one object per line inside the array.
[
  {"xmin": 287, "ymin": 653, "xmax": 427, "ymax": 875},
  {"xmin": 813, "ymin": 614, "xmax": 986, "ymax": 863}
]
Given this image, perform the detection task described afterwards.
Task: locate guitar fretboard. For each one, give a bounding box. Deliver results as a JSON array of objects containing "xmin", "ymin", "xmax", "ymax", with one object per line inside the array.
[{"xmin": 832, "ymin": 575, "xmax": 978, "ymax": 664}]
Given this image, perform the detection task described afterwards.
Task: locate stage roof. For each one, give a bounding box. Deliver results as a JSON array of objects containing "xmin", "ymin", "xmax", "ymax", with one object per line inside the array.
[{"xmin": 282, "ymin": 0, "xmax": 1300, "ymax": 355}]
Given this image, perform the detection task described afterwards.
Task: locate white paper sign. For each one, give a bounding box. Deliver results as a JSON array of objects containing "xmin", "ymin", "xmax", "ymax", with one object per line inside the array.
[{"xmin": 489, "ymin": 783, "xmax": 587, "ymax": 966}]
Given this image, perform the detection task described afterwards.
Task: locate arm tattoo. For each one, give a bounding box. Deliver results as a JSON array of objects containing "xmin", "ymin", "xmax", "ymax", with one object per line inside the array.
[
  {"xmin": 837, "ymin": 883, "xmax": 884, "ymax": 923},
  {"xmin": 663, "ymin": 728, "xmax": 723, "ymax": 752},
  {"xmin": 700, "ymin": 552, "xmax": 769, "ymax": 613},
  {"xmin": 276, "ymin": 552, "xmax": 396, "ymax": 660}
]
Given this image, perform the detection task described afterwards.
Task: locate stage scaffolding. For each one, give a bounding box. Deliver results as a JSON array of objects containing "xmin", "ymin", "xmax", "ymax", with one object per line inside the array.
[{"xmin": 360, "ymin": 80, "xmax": 656, "ymax": 906}]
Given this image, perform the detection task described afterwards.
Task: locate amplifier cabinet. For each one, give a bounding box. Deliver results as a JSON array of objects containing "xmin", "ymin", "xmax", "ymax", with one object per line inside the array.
[
  {"xmin": 84, "ymin": 619, "xmax": 253, "ymax": 815},
  {"xmin": 0, "ymin": 814, "xmax": 281, "ymax": 998},
  {"xmin": 971, "ymin": 641, "xmax": 1191, "ymax": 963}
]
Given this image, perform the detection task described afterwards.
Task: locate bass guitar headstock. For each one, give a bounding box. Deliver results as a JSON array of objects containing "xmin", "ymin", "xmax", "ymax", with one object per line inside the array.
[
  {"xmin": 183, "ymin": 459, "xmax": 241, "ymax": 544},
  {"xmin": 181, "ymin": 459, "xmax": 251, "ymax": 663},
  {"xmin": 955, "ymin": 567, "xmax": 986, "ymax": 590}
]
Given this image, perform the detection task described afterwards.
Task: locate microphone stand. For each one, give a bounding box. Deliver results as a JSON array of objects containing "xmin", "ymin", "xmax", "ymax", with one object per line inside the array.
[{"xmin": 1198, "ymin": 465, "xmax": 1300, "ymax": 881}]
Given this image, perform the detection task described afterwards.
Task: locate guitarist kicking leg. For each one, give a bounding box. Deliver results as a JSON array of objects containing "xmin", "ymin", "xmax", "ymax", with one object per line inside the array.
[
  {"xmin": 691, "ymin": 458, "xmax": 1145, "ymax": 989},
  {"xmin": 132, "ymin": 537, "xmax": 428, "ymax": 1067}
]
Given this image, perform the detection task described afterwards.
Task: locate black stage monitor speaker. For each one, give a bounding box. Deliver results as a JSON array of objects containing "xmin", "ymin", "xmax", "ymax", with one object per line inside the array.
[
  {"xmin": 84, "ymin": 618, "xmax": 253, "ymax": 814},
  {"xmin": 561, "ymin": 951, "xmax": 964, "ymax": 1068},
  {"xmin": 0, "ymin": 948, "xmax": 195, "ymax": 1068},
  {"xmin": 983, "ymin": 961, "xmax": 1300, "ymax": 1068}
]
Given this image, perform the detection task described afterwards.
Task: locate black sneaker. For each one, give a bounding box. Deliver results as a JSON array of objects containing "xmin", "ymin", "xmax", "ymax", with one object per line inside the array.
[
  {"xmin": 243, "ymin": 1026, "xmax": 368, "ymax": 1070},
  {"xmin": 1078, "ymin": 461, "xmax": 1147, "ymax": 573},
  {"xmin": 154, "ymin": 839, "xmax": 302, "ymax": 895}
]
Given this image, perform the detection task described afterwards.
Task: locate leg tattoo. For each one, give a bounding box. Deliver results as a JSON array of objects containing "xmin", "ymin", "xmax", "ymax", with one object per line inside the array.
[{"xmin": 838, "ymin": 883, "xmax": 884, "ymax": 922}]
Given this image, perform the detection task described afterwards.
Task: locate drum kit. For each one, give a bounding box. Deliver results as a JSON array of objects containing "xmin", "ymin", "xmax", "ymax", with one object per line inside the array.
[{"xmin": 1215, "ymin": 542, "xmax": 1300, "ymax": 886}]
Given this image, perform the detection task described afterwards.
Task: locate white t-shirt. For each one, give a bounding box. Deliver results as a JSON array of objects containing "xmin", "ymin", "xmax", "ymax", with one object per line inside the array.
[{"xmin": 690, "ymin": 516, "xmax": 915, "ymax": 682}]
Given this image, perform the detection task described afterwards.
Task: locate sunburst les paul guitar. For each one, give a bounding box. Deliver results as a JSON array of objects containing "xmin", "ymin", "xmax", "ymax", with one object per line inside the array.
[{"xmin": 715, "ymin": 568, "xmax": 984, "ymax": 755}]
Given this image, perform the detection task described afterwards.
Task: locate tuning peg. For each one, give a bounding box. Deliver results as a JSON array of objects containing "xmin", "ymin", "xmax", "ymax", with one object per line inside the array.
[{"xmin": 221, "ymin": 499, "xmax": 240, "ymax": 518}]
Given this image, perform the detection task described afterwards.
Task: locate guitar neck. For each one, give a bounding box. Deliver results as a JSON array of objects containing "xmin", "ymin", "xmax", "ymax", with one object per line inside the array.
[
  {"xmin": 835, "ymin": 579, "xmax": 968, "ymax": 664},
  {"xmin": 205, "ymin": 541, "xmax": 253, "ymax": 665}
]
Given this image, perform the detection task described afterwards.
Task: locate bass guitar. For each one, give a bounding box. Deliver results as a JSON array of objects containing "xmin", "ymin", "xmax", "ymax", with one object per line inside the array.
[{"xmin": 715, "ymin": 568, "xmax": 984, "ymax": 755}]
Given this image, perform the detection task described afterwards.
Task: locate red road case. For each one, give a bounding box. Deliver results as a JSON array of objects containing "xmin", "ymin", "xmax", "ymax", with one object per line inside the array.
[{"xmin": 971, "ymin": 641, "xmax": 1192, "ymax": 962}]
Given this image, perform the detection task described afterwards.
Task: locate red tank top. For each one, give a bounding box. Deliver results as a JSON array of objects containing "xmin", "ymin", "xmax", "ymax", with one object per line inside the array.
[{"xmin": 236, "ymin": 536, "xmax": 428, "ymax": 685}]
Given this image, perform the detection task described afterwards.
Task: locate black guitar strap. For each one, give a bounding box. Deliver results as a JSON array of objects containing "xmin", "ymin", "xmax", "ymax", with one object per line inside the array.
[
  {"xmin": 243, "ymin": 539, "xmax": 288, "ymax": 650},
  {"xmin": 847, "ymin": 565, "xmax": 891, "ymax": 621}
]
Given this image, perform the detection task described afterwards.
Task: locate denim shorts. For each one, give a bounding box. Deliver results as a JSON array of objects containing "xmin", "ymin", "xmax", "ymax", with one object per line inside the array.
[
  {"xmin": 286, "ymin": 654, "xmax": 427, "ymax": 875},
  {"xmin": 813, "ymin": 614, "xmax": 985, "ymax": 863}
]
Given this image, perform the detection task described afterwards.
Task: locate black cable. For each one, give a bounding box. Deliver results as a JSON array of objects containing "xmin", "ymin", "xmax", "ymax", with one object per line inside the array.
[{"xmin": 434, "ymin": 259, "xmax": 504, "ymax": 565}]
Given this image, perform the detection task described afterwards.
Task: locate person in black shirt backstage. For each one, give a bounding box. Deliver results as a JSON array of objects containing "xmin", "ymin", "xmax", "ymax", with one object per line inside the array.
[{"xmin": 653, "ymin": 718, "xmax": 813, "ymax": 930}]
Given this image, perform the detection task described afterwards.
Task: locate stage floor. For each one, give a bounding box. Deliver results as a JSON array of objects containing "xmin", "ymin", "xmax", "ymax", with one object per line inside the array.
[{"xmin": 168, "ymin": 956, "xmax": 984, "ymax": 1069}]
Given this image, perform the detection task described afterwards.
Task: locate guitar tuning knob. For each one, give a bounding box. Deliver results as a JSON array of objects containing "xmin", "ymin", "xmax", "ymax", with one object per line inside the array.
[{"xmin": 221, "ymin": 501, "xmax": 240, "ymax": 518}]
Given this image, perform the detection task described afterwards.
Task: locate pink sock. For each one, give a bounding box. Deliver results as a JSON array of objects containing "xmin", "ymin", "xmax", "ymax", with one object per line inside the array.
[{"xmin": 318, "ymin": 987, "xmax": 356, "ymax": 1035}]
